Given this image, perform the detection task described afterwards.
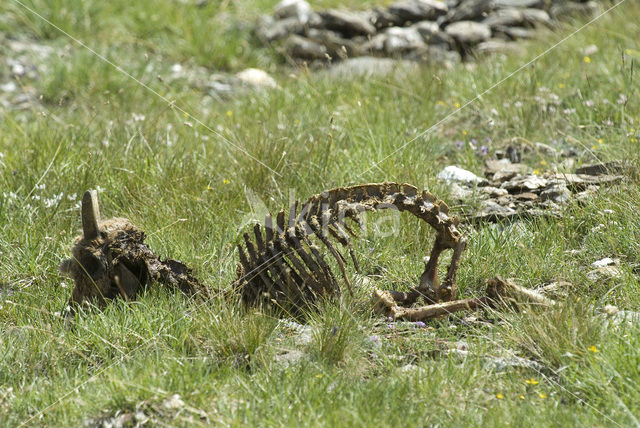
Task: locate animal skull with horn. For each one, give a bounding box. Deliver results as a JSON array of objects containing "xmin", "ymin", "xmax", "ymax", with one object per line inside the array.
[{"xmin": 60, "ymin": 190, "xmax": 207, "ymax": 312}]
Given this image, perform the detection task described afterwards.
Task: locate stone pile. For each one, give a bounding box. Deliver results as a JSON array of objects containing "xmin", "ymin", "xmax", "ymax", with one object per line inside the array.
[
  {"xmin": 256, "ymin": 0, "xmax": 601, "ymax": 65},
  {"xmin": 438, "ymin": 158, "xmax": 625, "ymax": 222}
]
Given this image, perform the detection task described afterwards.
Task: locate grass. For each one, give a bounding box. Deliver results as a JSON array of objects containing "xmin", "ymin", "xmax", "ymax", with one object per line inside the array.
[{"xmin": 1, "ymin": 0, "xmax": 640, "ymax": 426}]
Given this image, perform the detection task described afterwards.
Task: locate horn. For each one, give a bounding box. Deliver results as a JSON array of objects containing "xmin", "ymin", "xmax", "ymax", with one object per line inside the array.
[{"xmin": 81, "ymin": 190, "xmax": 101, "ymax": 240}]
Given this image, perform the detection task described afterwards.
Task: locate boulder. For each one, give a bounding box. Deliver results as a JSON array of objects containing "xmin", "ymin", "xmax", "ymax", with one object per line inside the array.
[
  {"xmin": 445, "ymin": 21, "xmax": 492, "ymax": 44},
  {"xmin": 319, "ymin": 9, "xmax": 377, "ymax": 37},
  {"xmin": 444, "ymin": 0, "xmax": 495, "ymax": 23},
  {"xmin": 383, "ymin": 26, "xmax": 426, "ymax": 54},
  {"xmin": 482, "ymin": 8, "xmax": 524, "ymax": 28},
  {"xmin": 274, "ymin": 0, "xmax": 314, "ymax": 22},
  {"xmin": 387, "ymin": 0, "xmax": 449, "ymax": 23},
  {"xmin": 285, "ymin": 35, "xmax": 328, "ymax": 60}
]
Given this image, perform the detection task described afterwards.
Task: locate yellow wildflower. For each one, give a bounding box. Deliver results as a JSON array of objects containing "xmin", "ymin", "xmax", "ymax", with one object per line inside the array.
[
  {"xmin": 226, "ymin": 110, "xmax": 233, "ymax": 117},
  {"xmin": 533, "ymin": 169, "xmax": 540, "ymax": 175},
  {"xmin": 525, "ymin": 378, "xmax": 539, "ymax": 385},
  {"xmin": 540, "ymin": 160, "xmax": 547, "ymax": 166},
  {"xmin": 598, "ymin": 138, "xmax": 603, "ymax": 144},
  {"xmin": 588, "ymin": 345, "xmax": 599, "ymax": 353},
  {"xmin": 223, "ymin": 179, "xmax": 230, "ymax": 184},
  {"xmin": 519, "ymin": 395, "xmax": 525, "ymax": 400},
  {"xmin": 558, "ymin": 83, "xmax": 566, "ymax": 89},
  {"xmin": 584, "ymin": 56, "xmax": 591, "ymax": 63},
  {"xmin": 454, "ymin": 102, "xmax": 461, "ymax": 109},
  {"xmin": 462, "ymin": 130, "xmax": 467, "ymax": 136},
  {"xmin": 496, "ymin": 393, "xmax": 504, "ymax": 399},
  {"xmin": 538, "ymin": 393, "xmax": 547, "ymax": 399},
  {"xmin": 315, "ymin": 374, "xmax": 323, "ymax": 378}
]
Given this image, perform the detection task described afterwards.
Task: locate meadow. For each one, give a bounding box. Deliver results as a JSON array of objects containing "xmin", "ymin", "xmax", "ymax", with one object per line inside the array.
[{"xmin": 0, "ymin": 0, "xmax": 639, "ymax": 426}]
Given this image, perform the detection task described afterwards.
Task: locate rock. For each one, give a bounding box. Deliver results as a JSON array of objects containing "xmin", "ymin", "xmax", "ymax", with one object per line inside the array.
[
  {"xmin": 326, "ymin": 56, "xmax": 417, "ymax": 78},
  {"xmin": 274, "ymin": 0, "xmax": 314, "ymax": 22},
  {"xmin": 591, "ymin": 257, "xmax": 618, "ymax": 269},
  {"xmin": 235, "ymin": 68, "xmax": 277, "ymax": 88},
  {"xmin": 256, "ymin": 16, "xmax": 308, "ymax": 42},
  {"xmin": 551, "ymin": 173, "xmax": 622, "ymax": 192},
  {"xmin": 606, "ymin": 310, "xmax": 640, "ymax": 327},
  {"xmin": 274, "ymin": 349, "xmax": 305, "ymax": 367},
  {"xmin": 494, "ymin": 0, "xmax": 544, "ymax": 8},
  {"xmin": 437, "ymin": 165, "xmax": 485, "ymax": 185},
  {"xmin": 413, "ymin": 21, "xmax": 455, "ymax": 48},
  {"xmin": 448, "ymin": 182, "xmax": 474, "ymax": 200},
  {"xmin": 481, "ymin": 186, "xmax": 509, "ymax": 197},
  {"xmin": 550, "ymin": 1, "xmax": 601, "ymax": 20},
  {"xmin": 370, "ymin": 7, "xmax": 405, "ymax": 29},
  {"xmin": 540, "ymin": 183, "xmax": 571, "ymax": 204},
  {"xmin": 444, "ymin": 0, "xmax": 495, "ymax": 23},
  {"xmin": 358, "ymin": 34, "xmax": 388, "ymax": 55},
  {"xmin": 485, "ymin": 158, "xmax": 529, "ymax": 175},
  {"xmin": 0, "ymin": 81, "xmax": 17, "ymax": 93},
  {"xmin": 521, "ymin": 8, "xmax": 553, "ymax": 27},
  {"xmin": 482, "ymin": 8, "xmax": 524, "ymax": 28},
  {"xmin": 285, "ymin": 35, "xmax": 328, "ymax": 60},
  {"xmin": 494, "ymin": 25, "xmax": 536, "ymax": 40},
  {"xmin": 574, "ymin": 161, "xmax": 625, "ymax": 176},
  {"xmin": 587, "ymin": 257, "xmax": 621, "ymax": 281},
  {"xmin": 307, "ymin": 28, "xmax": 358, "ymax": 58},
  {"xmin": 387, "ymin": 0, "xmax": 449, "ymax": 23},
  {"xmin": 501, "ymin": 174, "xmax": 548, "ymax": 192},
  {"xmin": 383, "ymin": 26, "xmax": 426, "ymax": 54},
  {"xmin": 319, "ymin": 9, "xmax": 377, "ymax": 37},
  {"xmin": 445, "ymin": 21, "xmax": 492, "ymax": 45}
]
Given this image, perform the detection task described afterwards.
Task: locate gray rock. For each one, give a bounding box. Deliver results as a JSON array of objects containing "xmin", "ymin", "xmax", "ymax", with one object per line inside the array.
[
  {"xmin": 521, "ymin": 8, "xmax": 553, "ymax": 27},
  {"xmin": 445, "ymin": 21, "xmax": 492, "ymax": 44},
  {"xmin": 501, "ymin": 174, "xmax": 547, "ymax": 192},
  {"xmin": 540, "ymin": 183, "xmax": 571, "ymax": 204},
  {"xmin": 358, "ymin": 34, "xmax": 388, "ymax": 55},
  {"xmin": 285, "ymin": 35, "xmax": 328, "ymax": 60},
  {"xmin": 550, "ymin": 1, "xmax": 601, "ymax": 20},
  {"xmin": 307, "ymin": 28, "xmax": 358, "ymax": 58},
  {"xmin": 412, "ymin": 21, "xmax": 454, "ymax": 48},
  {"xmin": 235, "ymin": 68, "xmax": 277, "ymax": 89},
  {"xmin": 320, "ymin": 9, "xmax": 377, "ymax": 37},
  {"xmin": 370, "ymin": 6, "xmax": 405, "ymax": 29},
  {"xmin": 387, "ymin": 0, "xmax": 449, "ymax": 23},
  {"xmin": 574, "ymin": 161, "xmax": 625, "ymax": 176},
  {"xmin": 444, "ymin": 0, "xmax": 495, "ymax": 23},
  {"xmin": 256, "ymin": 15, "xmax": 308, "ymax": 42},
  {"xmin": 482, "ymin": 8, "xmax": 524, "ymax": 28},
  {"xmin": 274, "ymin": 349, "xmax": 305, "ymax": 367},
  {"xmin": 494, "ymin": 25, "xmax": 536, "ymax": 40},
  {"xmin": 476, "ymin": 200, "xmax": 518, "ymax": 220},
  {"xmin": 383, "ymin": 26, "xmax": 426, "ymax": 54},
  {"xmin": 274, "ymin": 0, "xmax": 314, "ymax": 22},
  {"xmin": 494, "ymin": 0, "xmax": 544, "ymax": 8},
  {"xmin": 437, "ymin": 165, "xmax": 484, "ymax": 185}
]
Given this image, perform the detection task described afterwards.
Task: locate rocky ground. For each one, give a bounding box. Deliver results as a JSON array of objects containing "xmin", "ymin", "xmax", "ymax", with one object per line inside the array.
[{"xmin": 257, "ymin": 0, "xmax": 603, "ymax": 67}]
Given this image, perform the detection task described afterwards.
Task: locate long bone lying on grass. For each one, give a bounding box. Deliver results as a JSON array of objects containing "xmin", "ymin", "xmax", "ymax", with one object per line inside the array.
[{"xmin": 60, "ymin": 190, "xmax": 208, "ymax": 312}]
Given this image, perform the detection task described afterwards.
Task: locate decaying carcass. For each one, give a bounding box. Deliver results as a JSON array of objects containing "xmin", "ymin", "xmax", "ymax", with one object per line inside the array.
[{"xmin": 60, "ymin": 190, "xmax": 208, "ymax": 312}]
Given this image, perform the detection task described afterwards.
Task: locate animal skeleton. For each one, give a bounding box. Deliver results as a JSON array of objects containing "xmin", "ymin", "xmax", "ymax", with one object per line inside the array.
[{"xmin": 235, "ymin": 182, "xmax": 468, "ymax": 312}]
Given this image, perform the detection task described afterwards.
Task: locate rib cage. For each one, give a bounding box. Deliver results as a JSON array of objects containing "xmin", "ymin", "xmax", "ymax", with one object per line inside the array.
[{"xmin": 236, "ymin": 182, "xmax": 467, "ymax": 311}]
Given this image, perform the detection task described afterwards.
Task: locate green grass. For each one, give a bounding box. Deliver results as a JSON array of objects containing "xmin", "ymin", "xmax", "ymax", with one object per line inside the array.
[{"xmin": 1, "ymin": 0, "xmax": 640, "ymax": 426}]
